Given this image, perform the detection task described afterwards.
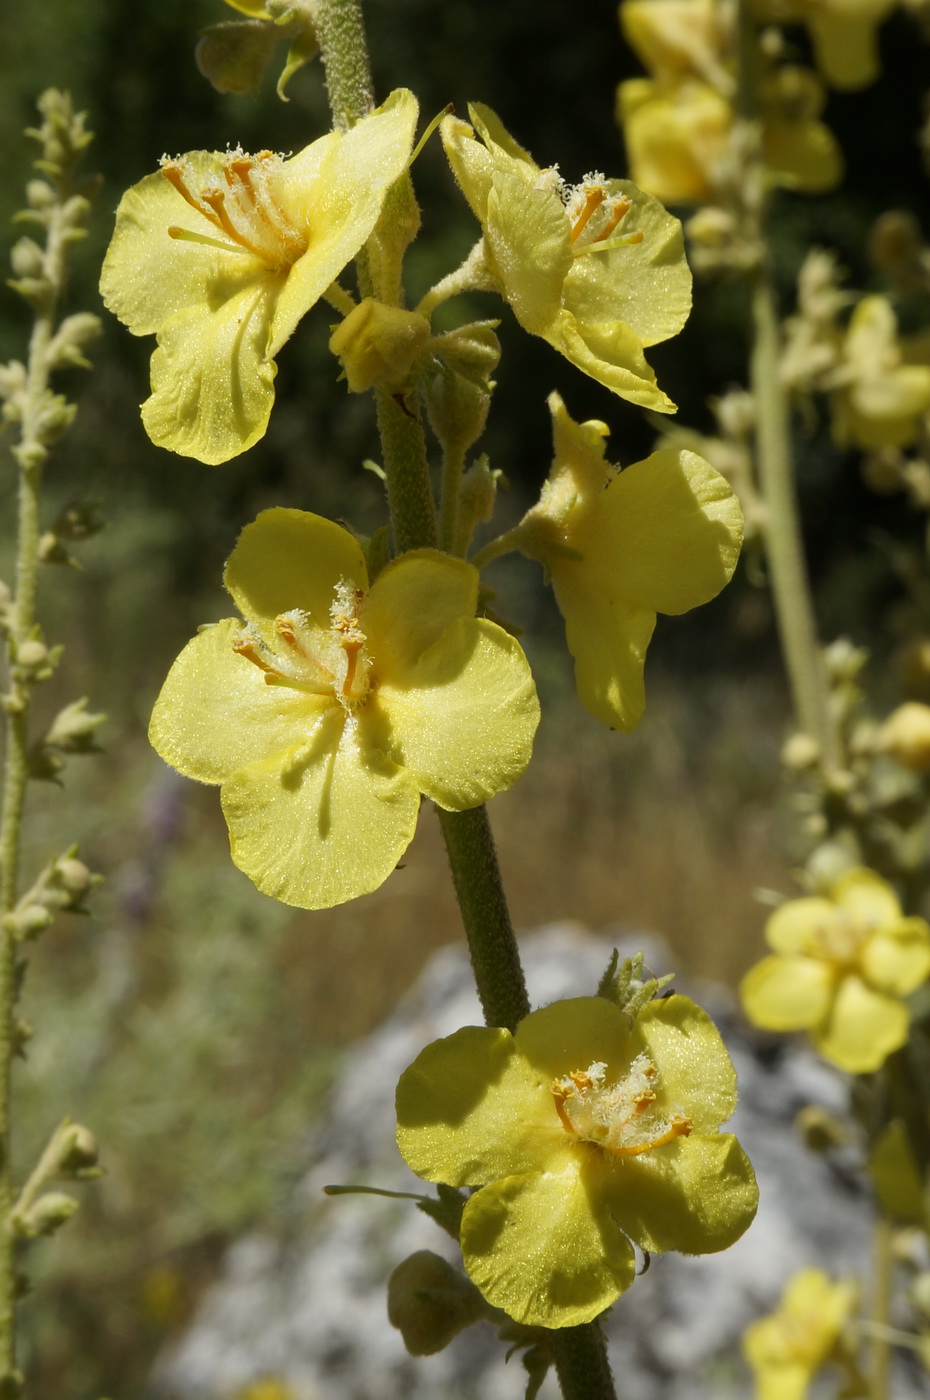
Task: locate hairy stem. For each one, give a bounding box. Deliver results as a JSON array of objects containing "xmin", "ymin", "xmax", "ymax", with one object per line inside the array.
[
  {"xmin": 314, "ymin": 0, "xmax": 374, "ymax": 128},
  {"xmin": 551, "ymin": 1322, "xmax": 617, "ymax": 1400}
]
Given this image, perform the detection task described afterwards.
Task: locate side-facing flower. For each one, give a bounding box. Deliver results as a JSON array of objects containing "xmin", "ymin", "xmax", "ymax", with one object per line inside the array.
[
  {"xmin": 100, "ymin": 90, "xmax": 417, "ymax": 464},
  {"xmin": 618, "ymin": 78, "xmax": 732, "ymax": 206},
  {"xmin": 829, "ymin": 296, "xmax": 930, "ymax": 450},
  {"xmin": 742, "ymin": 1269, "xmax": 858, "ymax": 1400},
  {"xmin": 511, "ymin": 393, "xmax": 742, "ymax": 730},
  {"xmin": 149, "ymin": 508, "xmax": 539, "ymax": 908},
  {"xmin": 396, "ymin": 993, "xmax": 758, "ymax": 1328},
  {"xmin": 740, "ymin": 867, "xmax": 930, "ymax": 1073},
  {"xmin": 440, "ymin": 104, "xmax": 692, "ymax": 412}
]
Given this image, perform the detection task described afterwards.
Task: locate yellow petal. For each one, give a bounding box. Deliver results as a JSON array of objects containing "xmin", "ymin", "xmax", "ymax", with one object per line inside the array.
[
  {"xmin": 149, "ymin": 617, "xmax": 329, "ymax": 783},
  {"xmin": 762, "ymin": 117, "xmax": 844, "ymax": 193},
  {"xmin": 813, "ymin": 973, "xmax": 909, "ymax": 1072},
  {"xmin": 371, "ymin": 617, "xmax": 539, "ymax": 810},
  {"xmin": 99, "ymin": 155, "xmax": 269, "ymax": 335},
  {"xmin": 634, "ymin": 994, "xmax": 737, "ymax": 1131},
  {"xmin": 832, "ymin": 867, "xmax": 902, "ymax": 927},
  {"xmin": 807, "ymin": 9, "xmax": 890, "ymax": 90},
  {"xmin": 484, "ymin": 171, "xmax": 572, "ymax": 334},
  {"xmin": 563, "ymin": 180, "xmax": 692, "ymax": 347},
  {"xmin": 598, "ymin": 1133, "xmax": 758, "ymax": 1254},
  {"xmin": 861, "ymin": 920, "xmax": 930, "ymax": 996},
  {"xmin": 141, "ymin": 280, "xmax": 279, "ymax": 464},
  {"xmin": 577, "ymin": 448, "xmax": 743, "ymax": 615},
  {"xmin": 361, "ymin": 551, "xmax": 477, "ymax": 674},
  {"xmin": 460, "ymin": 1163, "xmax": 637, "ymax": 1327},
  {"xmin": 395, "ymin": 1025, "xmax": 563, "ymax": 1185},
  {"xmin": 617, "ymin": 79, "xmax": 731, "ymax": 206},
  {"xmin": 440, "ymin": 114, "xmax": 496, "ymax": 223},
  {"xmin": 224, "ymin": 508, "xmax": 367, "ymax": 630},
  {"xmin": 548, "ymin": 310, "xmax": 676, "ymax": 412},
  {"xmin": 550, "ymin": 562, "xmax": 656, "ymax": 730},
  {"xmin": 765, "ymin": 896, "xmax": 840, "ymax": 954},
  {"xmin": 514, "ymin": 996, "xmax": 634, "ymax": 1079},
  {"xmin": 740, "ymin": 954, "xmax": 835, "ymax": 1031},
  {"xmin": 269, "ymin": 88, "xmax": 419, "ymax": 356},
  {"xmin": 221, "ymin": 709, "xmax": 420, "ymax": 908}
]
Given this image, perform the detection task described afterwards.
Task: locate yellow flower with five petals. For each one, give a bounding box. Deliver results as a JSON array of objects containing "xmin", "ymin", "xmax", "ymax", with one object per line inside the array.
[
  {"xmin": 396, "ymin": 993, "xmax": 758, "ymax": 1328},
  {"xmin": 742, "ymin": 1269, "xmax": 858, "ymax": 1400},
  {"xmin": 149, "ymin": 508, "xmax": 539, "ymax": 909},
  {"xmin": 100, "ymin": 90, "xmax": 417, "ymax": 464},
  {"xmin": 511, "ymin": 393, "xmax": 743, "ymax": 730},
  {"xmin": 740, "ymin": 867, "xmax": 930, "ymax": 1073},
  {"xmin": 440, "ymin": 104, "xmax": 692, "ymax": 412}
]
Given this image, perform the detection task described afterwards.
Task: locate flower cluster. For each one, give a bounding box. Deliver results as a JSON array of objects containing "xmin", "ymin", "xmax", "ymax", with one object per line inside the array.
[
  {"xmin": 396, "ymin": 993, "xmax": 758, "ymax": 1327},
  {"xmin": 617, "ymin": 0, "xmax": 843, "ymax": 208},
  {"xmin": 742, "ymin": 1269, "xmax": 858, "ymax": 1400}
]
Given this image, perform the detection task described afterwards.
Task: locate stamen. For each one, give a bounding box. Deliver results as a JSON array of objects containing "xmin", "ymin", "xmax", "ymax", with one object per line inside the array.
[
  {"xmin": 167, "ymin": 226, "xmax": 250, "ymax": 254},
  {"xmin": 233, "ymin": 637, "xmax": 280, "ymax": 674},
  {"xmin": 575, "ymin": 230, "xmax": 644, "ymax": 257},
  {"xmin": 611, "ymin": 1116, "xmax": 692, "ymax": 1157},
  {"xmin": 570, "ymin": 187, "xmax": 606, "ymax": 244},
  {"xmin": 201, "ymin": 188, "xmax": 269, "ymax": 259},
  {"xmin": 161, "ymin": 162, "xmax": 212, "ymax": 216}
]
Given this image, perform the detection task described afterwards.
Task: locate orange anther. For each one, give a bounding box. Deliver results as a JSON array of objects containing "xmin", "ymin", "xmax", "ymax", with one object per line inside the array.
[{"xmin": 570, "ymin": 187, "xmax": 606, "ymax": 244}]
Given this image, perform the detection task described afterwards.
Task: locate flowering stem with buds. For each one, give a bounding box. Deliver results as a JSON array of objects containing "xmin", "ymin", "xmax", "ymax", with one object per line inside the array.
[{"xmin": 317, "ymin": 3, "xmax": 617, "ymax": 1396}]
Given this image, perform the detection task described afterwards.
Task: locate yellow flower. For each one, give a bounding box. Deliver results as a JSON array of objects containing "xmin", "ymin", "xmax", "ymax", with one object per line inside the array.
[
  {"xmin": 743, "ymin": 1269, "xmax": 858, "ymax": 1400},
  {"xmin": 618, "ymin": 78, "xmax": 732, "ymax": 205},
  {"xmin": 798, "ymin": 0, "xmax": 898, "ymax": 90},
  {"xmin": 879, "ymin": 701, "xmax": 930, "ymax": 774},
  {"xmin": 620, "ymin": 0, "xmax": 730, "ymax": 89},
  {"xmin": 830, "ymin": 296, "xmax": 930, "ymax": 450},
  {"xmin": 740, "ymin": 868, "xmax": 930, "ymax": 1073},
  {"xmin": 396, "ymin": 994, "xmax": 758, "ymax": 1328},
  {"xmin": 513, "ymin": 393, "xmax": 742, "ymax": 730},
  {"xmin": 440, "ymin": 104, "xmax": 692, "ymax": 412},
  {"xmin": 100, "ymin": 90, "xmax": 417, "ymax": 465},
  {"xmin": 149, "ymin": 508, "xmax": 539, "ymax": 909},
  {"xmin": 617, "ymin": 67, "xmax": 841, "ymax": 205}
]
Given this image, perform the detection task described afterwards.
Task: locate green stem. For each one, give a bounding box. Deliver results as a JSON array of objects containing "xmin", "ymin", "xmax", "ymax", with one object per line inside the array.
[
  {"xmin": 374, "ymin": 387, "xmax": 437, "ymax": 553},
  {"xmin": 551, "ymin": 1322, "xmax": 616, "ymax": 1400},
  {"xmin": 436, "ymin": 806, "xmax": 529, "ymax": 1032},
  {"xmin": 868, "ymin": 1216, "xmax": 893, "ymax": 1400},
  {"xmin": 749, "ymin": 271, "xmax": 839, "ymax": 768},
  {"xmin": 314, "ymin": 0, "xmax": 374, "ymax": 128},
  {"xmin": 438, "ymin": 443, "xmax": 465, "ymax": 553}
]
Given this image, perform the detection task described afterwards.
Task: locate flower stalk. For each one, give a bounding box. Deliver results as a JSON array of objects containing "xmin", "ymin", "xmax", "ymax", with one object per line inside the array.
[{"xmin": 314, "ymin": 3, "xmax": 620, "ymax": 1393}]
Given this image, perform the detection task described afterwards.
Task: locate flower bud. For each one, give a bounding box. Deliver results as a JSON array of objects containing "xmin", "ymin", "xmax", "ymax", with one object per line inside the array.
[
  {"xmin": 429, "ymin": 321, "xmax": 500, "ymax": 388},
  {"xmin": 53, "ymin": 857, "xmax": 94, "ymax": 897},
  {"xmin": 57, "ymin": 1123, "xmax": 99, "ymax": 1175},
  {"xmin": 426, "ymin": 370, "xmax": 490, "ymax": 457},
  {"xmin": 0, "ymin": 361, "xmax": 27, "ymax": 403},
  {"xmin": 15, "ymin": 639, "xmax": 48, "ymax": 671},
  {"xmin": 879, "ymin": 701, "xmax": 930, "ymax": 774},
  {"xmin": 458, "ymin": 455, "xmax": 499, "ymax": 531},
  {"xmin": 33, "ymin": 389, "xmax": 76, "ymax": 445},
  {"xmin": 10, "ymin": 239, "xmax": 44, "ymax": 279},
  {"xmin": 329, "ymin": 299, "xmax": 431, "ymax": 393},
  {"xmin": 781, "ymin": 732, "xmax": 821, "ymax": 771},
  {"xmin": 387, "ymin": 1251, "xmax": 485, "ymax": 1356},
  {"xmin": 4, "ymin": 905, "xmax": 53, "ymax": 941},
  {"xmin": 45, "ymin": 698, "xmax": 106, "ymax": 753},
  {"xmin": 804, "ymin": 841, "xmax": 856, "ymax": 892},
  {"xmin": 47, "ymin": 313, "xmax": 101, "ymax": 371},
  {"xmin": 14, "ymin": 1191, "xmax": 79, "ymax": 1238},
  {"xmin": 26, "ymin": 180, "xmax": 54, "ymax": 210}
]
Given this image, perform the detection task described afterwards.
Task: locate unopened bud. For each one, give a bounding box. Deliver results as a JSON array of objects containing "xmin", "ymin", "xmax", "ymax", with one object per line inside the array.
[
  {"xmin": 14, "ymin": 1191, "xmax": 79, "ymax": 1238},
  {"xmin": 781, "ymin": 731, "xmax": 821, "ymax": 770},
  {"xmin": 869, "ymin": 210, "xmax": 924, "ymax": 273},
  {"xmin": 0, "ymin": 361, "xmax": 27, "ymax": 403},
  {"xmin": 25, "ymin": 181, "xmax": 54, "ymax": 210},
  {"xmin": 796, "ymin": 1104, "xmax": 848, "ymax": 1152},
  {"xmin": 47, "ymin": 313, "xmax": 101, "ymax": 371},
  {"xmin": 53, "ymin": 857, "xmax": 94, "ymax": 897},
  {"xmin": 823, "ymin": 637, "xmax": 867, "ymax": 683},
  {"xmin": 387, "ymin": 1251, "xmax": 485, "ymax": 1356},
  {"xmin": 713, "ymin": 390, "xmax": 755, "ymax": 440},
  {"xmin": 879, "ymin": 701, "xmax": 930, "ymax": 774},
  {"xmin": 33, "ymin": 389, "xmax": 76, "ymax": 445},
  {"xmin": 10, "ymin": 239, "xmax": 44, "ymax": 279},
  {"xmin": 686, "ymin": 206, "xmax": 735, "ymax": 248},
  {"xmin": 458, "ymin": 455, "xmax": 499, "ymax": 529},
  {"xmin": 805, "ymin": 841, "xmax": 856, "ymax": 892},
  {"xmin": 429, "ymin": 321, "xmax": 500, "ymax": 387},
  {"xmin": 57, "ymin": 1123, "xmax": 99, "ymax": 1174},
  {"xmin": 15, "ymin": 639, "xmax": 48, "ymax": 671},
  {"xmin": 45, "ymin": 698, "xmax": 105, "ymax": 752},
  {"xmin": 329, "ymin": 299, "xmax": 431, "ymax": 393},
  {"xmin": 4, "ymin": 905, "xmax": 53, "ymax": 940}
]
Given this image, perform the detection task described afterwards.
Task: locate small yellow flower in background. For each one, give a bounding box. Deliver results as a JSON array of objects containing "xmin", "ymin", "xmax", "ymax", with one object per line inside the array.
[
  {"xmin": 879, "ymin": 701, "xmax": 930, "ymax": 774},
  {"xmin": 236, "ymin": 1380, "xmax": 296, "ymax": 1400},
  {"xmin": 740, "ymin": 868, "xmax": 930, "ymax": 1073},
  {"xmin": 396, "ymin": 994, "xmax": 758, "ymax": 1328},
  {"xmin": 440, "ymin": 103, "xmax": 692, "ymax": 412},
  {"xmin": 830, "ymin": 296, "xmax": 930, "ymax": 450},
  {"xmin": 759, "ymin": 66, "xmax": 844, "ymax": 194},
  {"xmin": 742, "ymin": 1269, "xmax": 858, "ymax": 1400},
  {"xmin": 100, "ymin": 90, "xmax": 417, "ymax": 465},
  {"xmin": 620, "ymin": 0, "xmax": 731, "ymax": 91},
  {"xmin": 513, "ymin": 393, "xmax": 742, "ymax": 730},
  {"xmin": 618, "ymin": 78, "xmax": 732, "ymax": 205},
  {"xmin": 797, "ymin": 0, "xmax": 898, "ymax": 90},
  {"xmin": 150, "ymin": 508, "xmax": 539, "ymax": 909}
]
